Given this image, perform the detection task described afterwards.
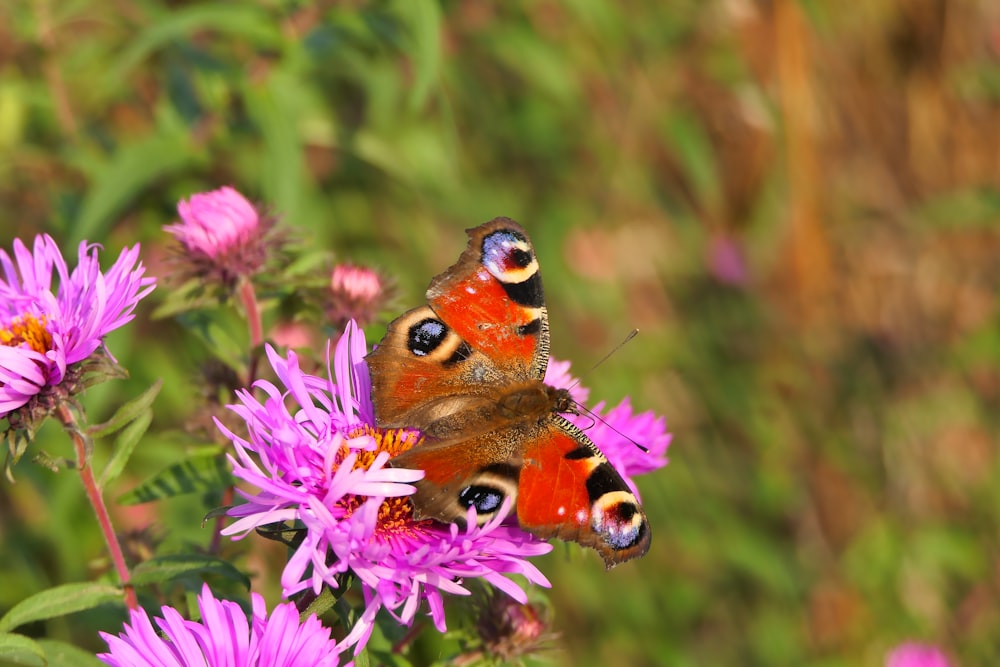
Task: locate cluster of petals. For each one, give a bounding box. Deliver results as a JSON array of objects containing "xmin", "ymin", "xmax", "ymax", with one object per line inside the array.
[
  {"xmin": 164, "ymin": 186, "xmax": 260, "ymax": 260},
  {"xmin": 98, "ymin": 584, "xmax": 342, "ymax": 667},
  {"xmin": 0, "ymin": 234, "xmax": 155, "ymax": 416},
  {"xmin": 163, "ymin": 186, "xmax": 277, "ymax": 288},
  {"xmin": 327, "ymin": 263, "xmax": 385, "ymax": 328},
  {"xmin": 219, "ymin": 322, "xmax": 552, "ymax": 652}
]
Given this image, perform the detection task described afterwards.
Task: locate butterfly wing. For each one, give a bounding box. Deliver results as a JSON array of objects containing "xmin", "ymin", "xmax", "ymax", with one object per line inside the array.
[
  {"xmin": 367, "ymin": 305, "xmax": 504, "ymax": 436},
  {"xmin": 517, "ymin": 416, "xmax": 650, "ymax": 568},
  {"xmin": 368, "ymin": 218, "xmax": 551, "ymax": 433},
  {"xmin": 388, "ymin": 427, "xmax": 525, "ymax": 526},
  {"xmin": 393, "ymin": 414, "xmax": 651, "ymax": 569},
  {"xmin": 426, "ymin": 218, "xmax": 550, "ymax": 381}
]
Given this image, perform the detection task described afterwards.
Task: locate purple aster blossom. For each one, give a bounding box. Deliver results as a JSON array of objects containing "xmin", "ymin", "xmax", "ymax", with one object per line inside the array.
[
  {"xmin": 166, "ymin": 186, "xmax": 259, "ymax": 259},
  {"xmin": 0, "ymin": 234, "xmax": 155, "ymax": 418},
  {"xmin": 545, "ymin": 358, "xmax": 670, "ymax": 489},
  {"xmin": 163, "ymin": 186, "xmax": 279, "ymax": 287},
  {"xmin": 219, "ymin": 322, "xmax": 552, "ymax": 654},
  {"xmin": 886, "ymin": 642, "xmax": 953, "ymax": 667},
  {"xmin": 98, "ymin": 583, "xmax": 343, "ymax": 667}
]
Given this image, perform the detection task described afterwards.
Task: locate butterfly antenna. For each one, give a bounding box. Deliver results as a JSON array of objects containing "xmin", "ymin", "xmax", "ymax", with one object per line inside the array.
[
  {"xmin": 566, "ymin": 329, "xmax": 648, "ymax": 453},
  {"xmin": 564, "ymin": 328, "xmax": 638, "ymax": 393},
  {"xmin": 573, "ymin": 400, "xmax": 650, "ymax": 454}
]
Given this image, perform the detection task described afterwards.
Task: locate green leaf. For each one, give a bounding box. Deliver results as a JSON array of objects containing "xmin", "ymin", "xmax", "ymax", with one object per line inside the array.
[
  {"xmin": 0, "ymin": 583, "xmax": 122, "ymax": 633},
  {"xmin": 4, "ymin": 429, "xmax": 33, "ymax": 482},
  {"xmin": 118, "ymin": 453, "xmax": 232, "ymax": 504},
  {"xmin": 38, "ymin": 639, "xmax": 106, "ymax": 667},
  {"xmin": 99, "ymin": 409, "xmax": 153, "ymax": 487},
  {"xmin": 89, "ymin": 379, "xmax": 163, "ymax": 439},
  {"xmin": 0, "ymin": 633, "xmax": 45, "ymax": 667},
  {"xmin": 130, "ymin": 554, "xmax": 249, "ymax": 588},
  {"xmin": 301, "ymin": 586, "xmax": 338, "ymax": 621}
]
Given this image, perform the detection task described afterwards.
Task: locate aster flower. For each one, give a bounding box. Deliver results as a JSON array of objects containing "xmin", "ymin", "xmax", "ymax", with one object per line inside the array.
[
  {"xmin": 0, "ymin": 234, "xmax": 155, "ymax": 425},
  {"xmin": 886, "ymin": 642, "xmax": 953, "ymax": 667},
  {"xmin": 219, "ymin": 322, "xmax": 552, "ymax": 653},
  {"xmin": 98, "ymin": 584, "xmax": 343, "ymax": 667},
  {"xmin": 163, "ymin": 186, "xmax": 278, "ymax": 288}
]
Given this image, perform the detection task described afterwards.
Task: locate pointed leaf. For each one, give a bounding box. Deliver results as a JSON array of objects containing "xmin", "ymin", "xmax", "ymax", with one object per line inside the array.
[
  {"xmin": 88, "ymin": 379, "xmax": 163, "ymax": 439},
  {"xmin": 38, "ymin": 639, "xmax": 106, "ymax": 667},
  {"xmin": 118, "ymin": 453, "xmax": 231, "ymax": 505},
  {"xmin": 99, "ymin": 408, "xmax": 153, "ymax": 487},
  {"xmin": 0, "ymin": 583, "xmax": 122, "ymax": 633},
  {"xmin": 129, "ymin": 554, "xmax": 249, "ymax": 588},
  {"xmin": 0, "ymin": 633, "xmax": 45, "ymax": 667},
  {"xmin": 302, "ymin": 586, "xmax": 338, "ymax": 621}
]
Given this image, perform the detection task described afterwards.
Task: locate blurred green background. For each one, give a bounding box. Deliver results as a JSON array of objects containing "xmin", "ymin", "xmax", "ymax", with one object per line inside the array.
[{"xmin": 3, "ymin": 1, "xmax": 1000, "ymax": 665}]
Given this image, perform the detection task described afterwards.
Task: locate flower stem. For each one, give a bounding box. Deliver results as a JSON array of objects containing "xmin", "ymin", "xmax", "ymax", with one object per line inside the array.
[
  {"xmin": 238, "ymin": 277, "xmax": 263, "ymax": 385},
  {"xmin": 56, "ymin": 404, "xmax": 137, "ymax": 609}
]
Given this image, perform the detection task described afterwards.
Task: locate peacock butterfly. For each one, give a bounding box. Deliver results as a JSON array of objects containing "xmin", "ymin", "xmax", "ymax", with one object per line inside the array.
[{"xmin": 366, "ymin": 218, "xmax": 649, "ymax": 568}]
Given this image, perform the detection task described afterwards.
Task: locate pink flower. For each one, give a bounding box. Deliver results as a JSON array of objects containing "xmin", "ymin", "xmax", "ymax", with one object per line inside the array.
[
  {"xmin": 98, "ymin": 584, "xmax": 343, "ymax": 666},
  {"xmin": 0, "ymin": 235, "xmax": 155, "ymax": 419},
  {"xmin": 219, "ymin": 322, "xmax": 551, "ymax": 653},
  {"xmin": 707, "ymin": 233, "xmax": 749, "ymax": 286},
  {"xmin": 164, "ymin": 186, "xmax": 277, "ymax": 286},
  {"xmin": 166, "ymin": 186, "xmax": 258, "ymax": 259},
  {"xmin": 886, "ymin": 642, "xmax": 953, "ymax": 667},
  {"xmin": 327, "ymin": 263, "xmax": 386, "ymax": 329}
]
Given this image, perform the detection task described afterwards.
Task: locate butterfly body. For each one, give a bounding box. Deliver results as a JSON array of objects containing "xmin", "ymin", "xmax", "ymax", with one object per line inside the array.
[{"xmin": 367, "ymin": 218, "xmax": 649, "ymax": 567}]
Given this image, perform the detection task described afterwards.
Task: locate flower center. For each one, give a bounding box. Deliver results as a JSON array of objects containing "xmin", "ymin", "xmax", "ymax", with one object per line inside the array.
[
  {"xmin": 0, "ymin": 315, "xmax": 53, "ymax": 354},
  {"xmin": 339, "ymin": 425, "xmax": 431, "ymax": 535}
]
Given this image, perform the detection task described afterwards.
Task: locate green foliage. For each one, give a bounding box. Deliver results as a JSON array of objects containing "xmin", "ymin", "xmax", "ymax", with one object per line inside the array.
[
  {"xmin": 2, "ymin": 0, "xmax": 998, "ymax": 665},
  {"xmin": 0, "ymin": 584, "xmax": 122, "ymax": 633},
  {"xmin": 117, "ymin": 451, "xmax": 231, "ymax": 505}
]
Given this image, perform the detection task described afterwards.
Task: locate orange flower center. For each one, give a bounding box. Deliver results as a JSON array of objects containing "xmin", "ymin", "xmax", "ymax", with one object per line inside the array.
[
  {"xmin": 0, "ymin": 315, "xmax": 52, "ymax": 354},
  {"xmin": 339, "ymin": 425, "xmax": 432, "ymax": 536}
]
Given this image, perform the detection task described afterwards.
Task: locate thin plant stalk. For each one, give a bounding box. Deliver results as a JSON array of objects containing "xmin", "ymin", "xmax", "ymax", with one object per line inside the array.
[{"xmin": 56, "ymin": 404, "xmax": 137, "ymax": 609}]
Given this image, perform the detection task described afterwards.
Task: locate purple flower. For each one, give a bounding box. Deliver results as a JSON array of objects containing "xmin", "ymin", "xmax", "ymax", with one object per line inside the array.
[
  {"xmin": 98, "ymin": 584, "xmax": 343, "ymax": 667},
  {"xmin": 707, "ymin": 233, "xmax": 749, "ymax": 286},
  {"xmin": 0, "ymin": 234, "xmax": 155, "ymax": 418},
  {"xmin": 166, "ymin": 186, "xmax": 259, "ymax": 259},
  {"xmin": 164, "ymin": 186, "xmax": 278, "ymax": 286},
  {"xmin": 219, "ymin": 322, "xmax": 552, "ymax": 653},
  {"xmin": 886, "ymin": 642, "xmax": 953, "ymax": 667}
]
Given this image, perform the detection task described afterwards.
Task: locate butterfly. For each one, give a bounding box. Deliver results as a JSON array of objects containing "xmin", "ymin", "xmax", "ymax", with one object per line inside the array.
[{"xmin": 366, "ymin": 218, "xmax": 649, "ymax": 568}]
